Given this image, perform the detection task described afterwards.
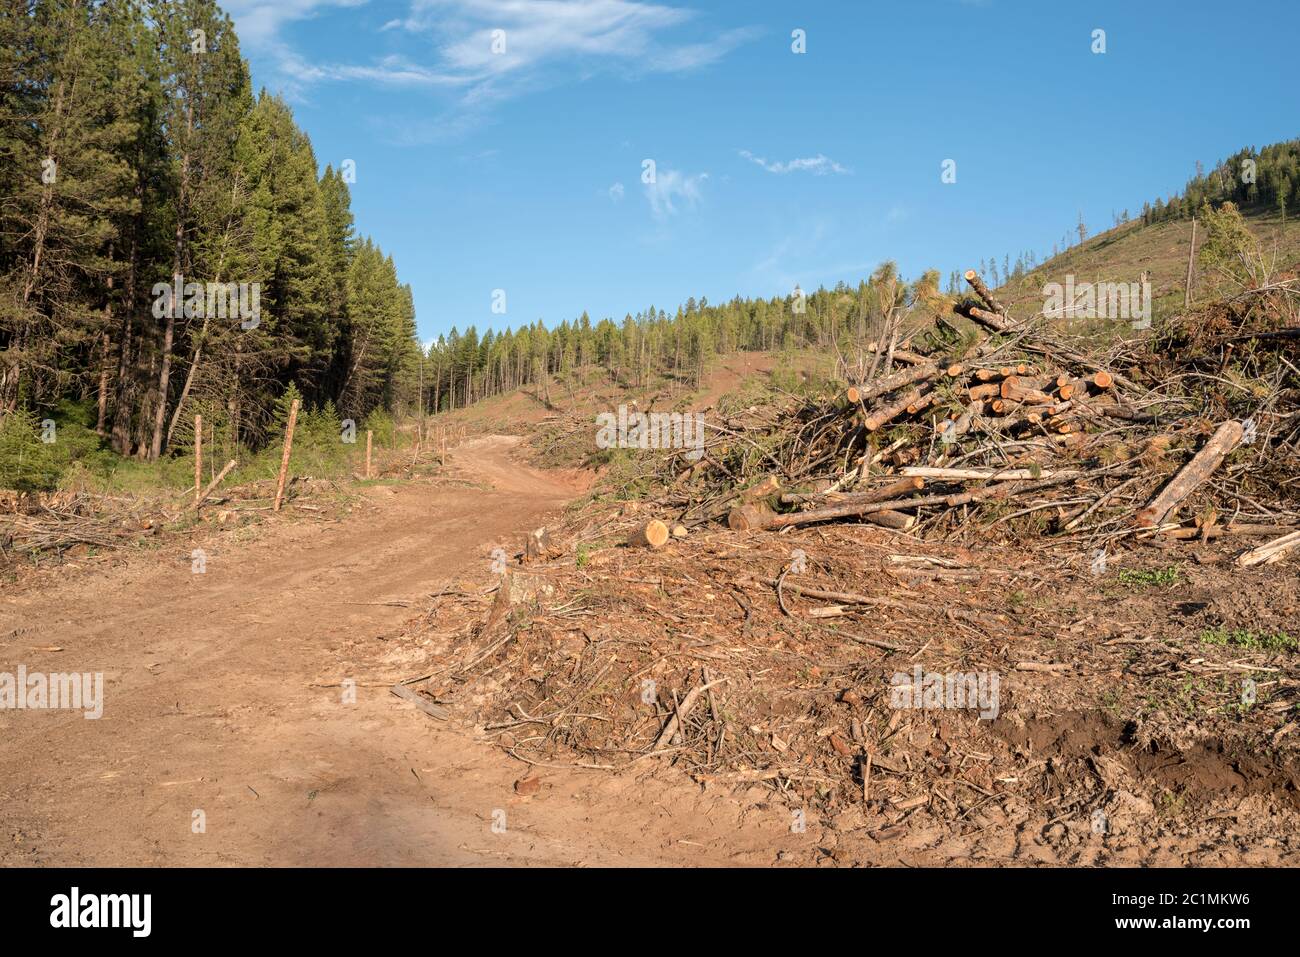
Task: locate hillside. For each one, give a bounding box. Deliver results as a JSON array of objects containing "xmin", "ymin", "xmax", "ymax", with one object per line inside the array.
[{"xmin": 995, "ymin": 205, "xmax": 1299, "ymax": 326}]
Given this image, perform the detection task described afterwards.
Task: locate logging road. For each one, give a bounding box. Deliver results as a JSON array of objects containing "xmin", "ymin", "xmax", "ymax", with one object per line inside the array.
[{"xmin": 0, "ymin": 436, "xmax": 788, "ymax": 866}]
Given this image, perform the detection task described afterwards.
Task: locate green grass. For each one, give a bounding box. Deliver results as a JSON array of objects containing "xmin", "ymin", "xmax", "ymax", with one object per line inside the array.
[
  {"xmin": 1000, "ymin": 204, "xmax": 1300, "ymax": 322},
  {"xmin": 1141, "ymin": 674, "xmax": 1213, "ymax": 721},
  {"xmin": 1099, "ymin": 688, "xmax": 1123, "ymax": 717},
  {"xmin": 2, "ymin": 396, "xmax": 415, "ymax": 499},
  {"xmin": 1200, "ymin": 627, "xmax": 1298, "ymax": 653},
  {"xmin": 1117, "ymin": 565, "xmax": 1182, "ymax": 588}
]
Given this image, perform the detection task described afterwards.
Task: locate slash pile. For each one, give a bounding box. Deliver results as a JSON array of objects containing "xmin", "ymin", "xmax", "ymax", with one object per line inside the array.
[{"xmin": 636, "ymin": 272, "xmax": 1300, "ymax": 555}]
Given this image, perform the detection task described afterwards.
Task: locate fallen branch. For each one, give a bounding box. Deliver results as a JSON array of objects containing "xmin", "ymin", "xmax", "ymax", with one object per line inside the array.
[
  {"xmin": 651, "ymin": 677, "xmax": 729, "ymax": 751},
  {"xmin": 748, "ymin": 576, "xmax": 915, "ymax": 611},
  {"xmin": 1135, "ymin": 420, "xmax": 1244, "ymax": 527},
  {"xmin": 192, "ymin": 459, "xmax": 238, "ymax": 511},
  {"xmin": 390, "ymin": 684, "xmax": 449, "ymax": 720},
  {"xmin": 1235, "ymin": 529, "xmax": 1300, "ymax": 567},
  {"xmin": 901, "ymin": 466, "xmax": 1079, "ymax": 482}
]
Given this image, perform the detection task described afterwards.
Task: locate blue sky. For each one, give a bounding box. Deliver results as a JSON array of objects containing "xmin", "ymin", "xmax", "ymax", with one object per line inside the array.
[{"xmin": 222, "ymin": 0, "xmax": 1298, "ymax": 343}]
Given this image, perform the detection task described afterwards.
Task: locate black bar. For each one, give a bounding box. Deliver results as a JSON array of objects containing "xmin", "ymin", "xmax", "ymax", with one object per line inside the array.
[{"xmin": 0, "ymin": 867, "xmax": 1280, "ymax": 942}]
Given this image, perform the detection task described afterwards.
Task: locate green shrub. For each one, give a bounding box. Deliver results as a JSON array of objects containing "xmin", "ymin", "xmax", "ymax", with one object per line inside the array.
[
  {"xmin": 362, "ymin": 408, "xmax": 395, "ymax": 448},
  {"xmin": 0, "ymin": 407, "xmax": 62, "ymax": 492}
]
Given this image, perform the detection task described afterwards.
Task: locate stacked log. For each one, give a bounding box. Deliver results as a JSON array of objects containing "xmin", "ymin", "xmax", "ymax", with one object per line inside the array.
[{"xmin": 644, "ymin": 268, "xmax": 1297, "ymax": 552}]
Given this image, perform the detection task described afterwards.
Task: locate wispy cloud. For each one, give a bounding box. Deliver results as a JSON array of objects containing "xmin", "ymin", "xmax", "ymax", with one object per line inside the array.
[
  {"xmin": 608, "ymin": 182, "xmax": 626, "ymax": 202},
  {"xmin": 223, "ymin": 0, "xmax": 370, "ymax": 50},
  {"xmin": 241, "ymin": 0, "xmax": 758, "ymax": 109},
  {"xmin": 739, "ymin": 150, "xmax": 851, "ymax": 176},
  {"xmin": 223, "ymin": 0, "xmax": 395, "ymax": 100},
  {"xmin": 646, "ymin": 27, "xmax": 761, "ymax": 71},
  {"xmin": 276, "ymin": 49, "xmax": 472, "ymax": 89},
  {"xmin": 644, "ymin": 168, "xmax": 707, "ymax": 218}
]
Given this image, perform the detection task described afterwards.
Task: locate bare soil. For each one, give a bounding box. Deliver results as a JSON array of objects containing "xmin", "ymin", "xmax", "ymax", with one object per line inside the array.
[
  {"xmin": 4, "ymin": 435, "xmax": 1298, "ymax": 867},
  {"xmin": 414, "ymin": 464, "xmax": 1300, "ymax": 867},
  {"xmin": 0, "ymin": 437, "xmax": 799, "ymax": 867}
]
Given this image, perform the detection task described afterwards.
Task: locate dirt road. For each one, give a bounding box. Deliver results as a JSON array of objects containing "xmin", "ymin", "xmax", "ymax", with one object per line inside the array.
[{"xmin": 0, "ymin": 437, "xmax": 790, "ymax": 867}]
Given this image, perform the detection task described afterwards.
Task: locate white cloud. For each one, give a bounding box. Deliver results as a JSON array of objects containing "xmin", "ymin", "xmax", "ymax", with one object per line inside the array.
[
  {"xmin": 739, "ymin": 150, "xmax": 851, "ymax": 176},
  {"xmin": 236, "ymin": 0, "xmax": 758, "ymax": 108},
  {"xmin": 648, "ymin": 27, "xmax": 758, "ymax": 71},
  {"xmin": 415, "ymin": 0, "xmax": 695, "ymax": 78},
  {"xmin": 608, "ymin": 182, "xmax": 626, "ymax": 201},
  {"xmin": 222, "ymin": 0, "xmax": 370, "ymax": 50},
  {"xmin": 222, "ymin": 1, "xmax": 416, "ymax": 100},
  {"xmin": 644, "ymin": 168, "xmax": 707, "ymax": 218},
  {"xmin": 280, "ymin": 49, "xmax": 472, "ymax": 88}
]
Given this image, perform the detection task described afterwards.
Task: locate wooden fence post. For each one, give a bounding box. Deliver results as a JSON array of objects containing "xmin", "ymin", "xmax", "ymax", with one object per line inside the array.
[{"xmin": 273, "ymin": 399, "xmax": 300, "ymax": 512}]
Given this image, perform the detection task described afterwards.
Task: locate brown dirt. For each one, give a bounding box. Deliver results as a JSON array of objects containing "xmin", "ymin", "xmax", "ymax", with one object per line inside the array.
[
  {"xmin": 0, "ymin": 436, "xmax": 800, "ymax": 866},
  {"xmin": 424, "ymin": 501, "xmax": 1300, "ymax": 867},
  {"xmin": 5, "ymin": 434, "xmax": 1298, "ymax": 868}
]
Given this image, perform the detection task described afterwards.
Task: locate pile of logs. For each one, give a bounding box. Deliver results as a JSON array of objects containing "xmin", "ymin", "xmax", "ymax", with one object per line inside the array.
[{"xmin": 622, "ymin": 270, "xmax": 1300, "ymax": 557}]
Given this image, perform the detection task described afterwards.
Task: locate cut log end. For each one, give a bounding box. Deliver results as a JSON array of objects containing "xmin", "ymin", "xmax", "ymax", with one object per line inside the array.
[
  {"xmin": 727, "ymin": 504, "xmax": 774, "ymax": 531},
  {"xmin": 628, "ymin": 519, "xmax": 670, "ymax": 549},
  {"xmin": 864, "ymin": 508, "xmax": 915, "ymax": 530},
  {"xmin": 741, "ymin": 475, "xmax": 781, "ymax": 503}
]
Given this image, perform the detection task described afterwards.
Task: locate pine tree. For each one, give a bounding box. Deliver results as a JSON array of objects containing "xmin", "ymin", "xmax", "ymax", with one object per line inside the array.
[
  {"xmin": 1, "ymin": 0, "xmax": 142, "ymax": 412},
  {"xmin": 0, "ymin": 0, "xmax": 421, "ymax": 484},
  {"xmin": 239, "ymin": 93, "xmax": 332, "ymax": 392},
  {"xmin": 146, "ymin": 0, "xmax": 252, "ymax": 458}
]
